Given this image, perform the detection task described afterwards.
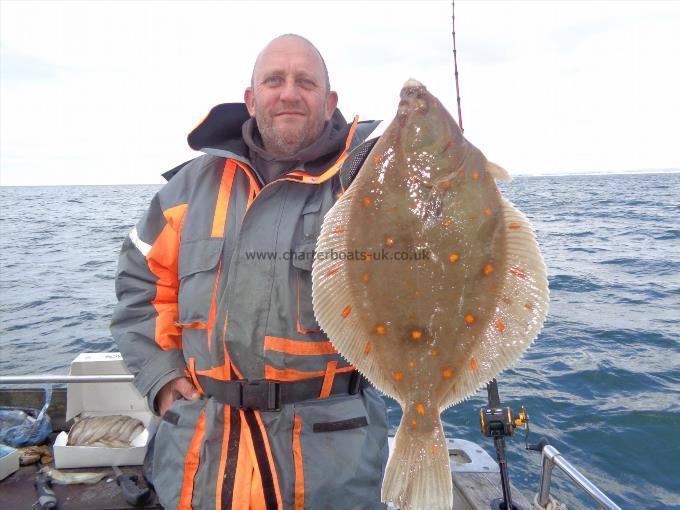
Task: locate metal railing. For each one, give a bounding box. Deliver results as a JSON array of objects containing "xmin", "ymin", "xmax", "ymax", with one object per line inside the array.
[
  {"xmin": 0, "ymin": 375, "xmax": 134, "ymax": 384},
  {"xmin": 538, "ymin": 444, "xmax": 621, "ymax": 510}
]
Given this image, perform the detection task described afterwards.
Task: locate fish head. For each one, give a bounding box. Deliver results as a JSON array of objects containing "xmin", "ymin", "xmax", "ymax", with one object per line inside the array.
[{"xmin": 393, "ymin": 79, "xmax": 467, "ymax": 182}]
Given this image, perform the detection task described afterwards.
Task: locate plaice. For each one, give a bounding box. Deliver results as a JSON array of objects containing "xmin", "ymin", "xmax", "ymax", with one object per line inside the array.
[{"xmin": 312, "ymin": 79, "xmax": 549, "ymax": 510}]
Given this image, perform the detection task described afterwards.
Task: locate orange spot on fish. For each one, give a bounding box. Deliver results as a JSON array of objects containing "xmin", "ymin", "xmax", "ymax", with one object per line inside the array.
[
  {"xmin": 442, "ymin": 218, "xmax": 452, "ymax": 226},
  {"xmin": 335, "ymin": 191, "xmax": 344, "ymax": 199},
  {"xmin": 411, "ymin": 419, "xmax": 417, "ymax": 426},
  {"xmin": 442, "ymin": 369, "xmax": 453, "ymax": 378},
  {"xmin": 465, "ymin": 314, "xmax": 475, "ymax": 326},
  {"xmin": 472, "ymin": 170, "xmax": 479, "ymax": 181},
  {"xmin": 408, "ymin": 360, "xmax": 416, "ymax": 368},
  {"xmin": 495, "ymin": 319, "xmax": 507, "ymax": 332},
  {"xmin": 363, "ymin": 341, "xmax": 372, "ymax": 355},
  {"xmin": 341, "ymin": 305, "xmax": 352, "ymax": 319},
  {"xmin": 430, "ymin": 350, "xmax": 439, "ymax": 357},
  {"xmin": 361, "ymin": 313, "xmax": 369, "ymax": 321},
  {"xmin": 484, "ymin": 207, "xmax": 492, "ymax": 217},
  {"xmin": 509, "ymin": 222, "xmax": 520, "ymax": 230},
  {"xmin": 415, "ymin": 290, "xmax": 421, "ymax": 298},
  {"xmin": 470, "ymin": 357, "xmax": 478, "ymax": 371},
  {"xmin": 411, "ymin": 330, "xmax": 423, "ymax": 341},
  {"xmin": 524, "ymin": 303, "xmax": 534, "ymax": 311},
  {"xmin": 333, "ymin": 226, "xmax": 345, "ymax": 234},
  {"xmin": 449, "ymin": 253, "xmax": 460, "ymax": 263},
  {"xmin": 483, "ymin": 264, "xmax": 494, "ymax": 275},
  {"xmin": 365, "ymin": 253, "xmax": 373, "ymax": 261},
  {"xmin": 362, "ymin": 273, "xmax": 370, "ymax": 282},
  {"xmin": 394, "ymin": 371, "xmax": 404, "ymax": 381},
  {"xmin": 363, "ymin": 196, "xmax": 372, "ymax": 207},
  {"xmin": 372, "ymin": 154, "xmax": 381, "ymax": 165},
  {"xmin": 385, "ymin": 237, "xmax": 394, "ymax": 247},
  {"xmin": 326, "ymin": 266, "xmax": 341, "ymax": 277},
  {"xmin": 431, "ymin": 444, "xmax": 438, "ymax": 454},
  {"xmin": 441, "ymin": 180, "xmax": 450, "ymax": 190},
  {"xmin": 510, "ymin": 267, "xmax": 527, "ymax": 279},
  {"xmin": 375, "ymin": 325, "xmax": 386, "ymax": 335},
  {"xmin": 416, "ymin": 403, "xmax": 426, "ymax": 415}
]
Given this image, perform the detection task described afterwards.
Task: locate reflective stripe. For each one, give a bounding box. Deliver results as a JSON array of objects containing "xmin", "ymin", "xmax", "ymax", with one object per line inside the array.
[
  {"xmin": 319, "ymin": 361, "xmax": 337, "ymax": 399},
  {"xmin": 178, "ymin": 411, "xmax": 206, "ymax": 510},
  {"xmin": 264, "ymin": 336, "xmax": 338, "ymax": 356},
  {"xmin": 264, "ymin": 364, "xmax": 355, "ymax": 382},
  {"xmin": 293, "ymin": 415, "xmax": 304, "ymax": 510},
  {"xmin": 129, "ymin": 226, "xmax": 151, "ymax": 256}
]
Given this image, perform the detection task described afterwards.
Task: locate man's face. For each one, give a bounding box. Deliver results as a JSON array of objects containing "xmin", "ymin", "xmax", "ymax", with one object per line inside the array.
[{"xmin": 245, "ymin": 37, "xmax": 338, "ymax": 158}]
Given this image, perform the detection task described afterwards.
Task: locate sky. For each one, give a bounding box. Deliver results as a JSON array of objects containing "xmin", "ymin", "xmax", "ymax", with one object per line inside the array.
[{"xmin": 1, "ymin": 0, "xmax": 679, "ymax": 186}]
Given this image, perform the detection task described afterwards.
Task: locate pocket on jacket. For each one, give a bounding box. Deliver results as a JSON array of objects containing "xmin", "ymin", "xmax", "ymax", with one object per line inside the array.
[
  {"xmin": 292, "ymin": 393, "xmax": 386, "ymax": 509},
  {"xmin": 177, "ymin": 238, "xmax": 223, "ymax": 324},
  {"xmin": 291, "ymin": 240, "xmax": 321, "ymax": 334},
  {"xmin": 152, "ymin": 398, "xmax": 207, "ymax": 510}
]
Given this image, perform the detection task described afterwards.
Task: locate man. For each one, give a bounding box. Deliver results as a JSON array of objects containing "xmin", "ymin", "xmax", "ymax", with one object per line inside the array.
[{"xmin": 111, "ymin": 34, "xmax": 388, "ymax": 510}]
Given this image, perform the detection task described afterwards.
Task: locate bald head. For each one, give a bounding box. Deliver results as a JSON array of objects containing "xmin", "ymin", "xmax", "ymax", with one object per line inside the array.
[
  {"xmin": 251, "ymin": 34, "xmax": 330, "ymax": 92},
  {"xmin": 244, "ymin": 34, "xmax": 338, "ymax": 158}
]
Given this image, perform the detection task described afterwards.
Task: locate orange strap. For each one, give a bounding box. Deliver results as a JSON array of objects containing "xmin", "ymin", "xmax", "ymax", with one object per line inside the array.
[
  {"xmin": 187, "ymin": 358, "xmax": 206, "ymax": 396},
  {"xmin": 211, "ymin": 160, "xmax": 236, "ymax": 238},
  {"xmin": 178, "ymin": 411, "xmax": 206, "ymax": 510},
  {"xmin": 292, "ymin": 415, "xmax": 304, "ymax": 510},
  {"xmin": 282, "ymin": 115, "xmax": 359, "ymax": 185},
  {"xmin": 264, "ymin": 336, "xmax": 338, "ymax": 356},
  {"xmin": 264, "ymin": 364, "xmax": 354, "ymax": 382},
  {"xmin": 148, "ymin": 203, "xmax": 187, "ymax": 351},
  {"xmin": 319, "ymin": 361, "xmax": 337, "ymax": 399}
]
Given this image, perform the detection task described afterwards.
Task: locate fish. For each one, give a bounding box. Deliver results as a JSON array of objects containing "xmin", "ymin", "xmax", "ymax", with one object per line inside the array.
[
  {"xmin": 18, "ymin": 444, "xmax": 52, "ymax": 465},
  {"xmin": 66, "ymin": 415, "xmax": 144, "ymax": 448},
  {"xmin": 41, "ymin": 467, "xmax": 109, "ymax": 485},
  {"xmin": 312, "ymin": 79, "xmax": 549, "ymax": 509}
]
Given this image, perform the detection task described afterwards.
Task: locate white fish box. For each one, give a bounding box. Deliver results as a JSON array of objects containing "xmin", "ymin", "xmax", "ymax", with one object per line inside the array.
[
  {"xmin": 0, "ymin": 445, "xmax": 20, "ymax": 481},
  {"xmin": 53, "ymin": 352, "xmax": 157, "ymax": 469}
]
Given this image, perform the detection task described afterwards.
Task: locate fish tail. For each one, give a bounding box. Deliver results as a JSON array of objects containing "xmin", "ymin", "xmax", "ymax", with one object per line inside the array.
[{"xmin": 381, "ymin": 412, "xmax": 452, "ymax": 510}]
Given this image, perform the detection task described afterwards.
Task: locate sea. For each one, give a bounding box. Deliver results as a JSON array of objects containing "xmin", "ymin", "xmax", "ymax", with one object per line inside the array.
[{"xmin": 1, "ymin": 173, "xmax": 678, "ymax": 509}]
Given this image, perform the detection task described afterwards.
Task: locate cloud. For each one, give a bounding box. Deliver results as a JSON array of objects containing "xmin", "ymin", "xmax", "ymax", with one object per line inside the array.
[{"xmin": 0, "ymin": 51, "xmax": 62, "ymax": 81}]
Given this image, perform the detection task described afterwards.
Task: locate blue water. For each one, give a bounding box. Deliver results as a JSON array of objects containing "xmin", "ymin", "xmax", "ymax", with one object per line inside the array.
[{"xmin": 1, "ymin": 174, "xmax": 679, "ymax": 509}]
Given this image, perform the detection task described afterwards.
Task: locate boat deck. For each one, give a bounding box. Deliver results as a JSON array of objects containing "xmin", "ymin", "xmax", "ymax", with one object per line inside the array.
[
  {"xmin": 1, "ymin": 388, "xmax": 533, "ymax": 510},
  {"xmin": 2, "ymin": 463, "xmax": 161, "ymax": 510}
]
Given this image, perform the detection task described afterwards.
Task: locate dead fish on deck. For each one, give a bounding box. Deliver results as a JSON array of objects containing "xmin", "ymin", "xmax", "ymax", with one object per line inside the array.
[
  {"xmin": 18, "ymin": 444, "xmax": 52, "ymax": 465},
  {"xmin": 312, "ymin": 79, "xmax": 549, "ymax": 509},
  {"xmin": 41, "ymin": 466, "xmax": 109, "ymax": 485},
  {"xmin": 67, "ymin": 415, "xmax": 144, "ymax": 448}
]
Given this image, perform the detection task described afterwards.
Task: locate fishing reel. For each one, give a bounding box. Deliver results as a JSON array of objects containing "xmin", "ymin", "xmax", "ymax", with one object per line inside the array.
[{"xmin": 479, "ymin": 404, "xmax": 528, "ymax": 438}]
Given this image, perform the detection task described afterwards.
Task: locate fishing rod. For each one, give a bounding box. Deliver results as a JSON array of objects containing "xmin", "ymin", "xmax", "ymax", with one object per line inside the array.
[
  {"xmin": 451, "ymin": 4, "xmax": 525, "ymax": 509},
  {"xmin": 452, "ymin": 0, "xmax": 464, "ymax": 133}
]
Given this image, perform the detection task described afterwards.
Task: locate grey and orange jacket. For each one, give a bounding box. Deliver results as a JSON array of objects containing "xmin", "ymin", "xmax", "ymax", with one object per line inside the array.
[{"xmin": 111, "ymin": 103, "xmax": 388, "ymax": 509}]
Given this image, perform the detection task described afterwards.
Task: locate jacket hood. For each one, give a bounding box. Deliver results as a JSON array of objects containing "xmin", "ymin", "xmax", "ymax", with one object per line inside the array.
[{"xmin": 187, "ymin": 103, "xmax": 251, "ymax": 157}]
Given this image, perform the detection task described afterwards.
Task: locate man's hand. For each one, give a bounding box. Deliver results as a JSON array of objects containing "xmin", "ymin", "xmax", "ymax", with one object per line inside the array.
[{"xmin": 156, "ymin": 377, "xmax": 200, "ymax": 416}]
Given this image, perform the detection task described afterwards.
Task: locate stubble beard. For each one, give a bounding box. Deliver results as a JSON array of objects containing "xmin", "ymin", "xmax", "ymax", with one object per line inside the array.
[{"xmin": 254, "ymin": 101, "xmax": 327, "ymax": 159}]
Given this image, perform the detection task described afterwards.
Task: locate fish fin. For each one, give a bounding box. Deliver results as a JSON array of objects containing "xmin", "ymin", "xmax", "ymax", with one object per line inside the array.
[
  {"xmin": 382, "ymin": 414, "xmax": 452, "ymax": 510},
  {"xmin": 312, "ymin": 181, "xmax": 401, "ymax": 400},
  {"xmin": 486, "ymin": 161, "xmax": 512, "ymax": 182},
  {"xmin": 441, "ymin": 198, "xmax": 549, "ymax": 409}
]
